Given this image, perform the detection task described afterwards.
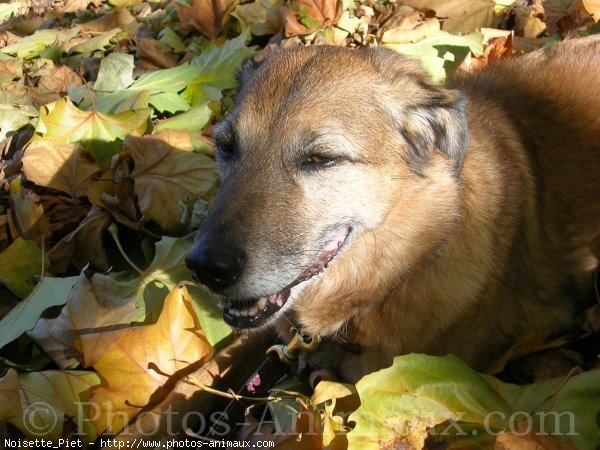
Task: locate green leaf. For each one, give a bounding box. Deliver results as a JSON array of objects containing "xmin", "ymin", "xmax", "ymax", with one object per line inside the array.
[
  {"xmin": 34, "ymin": 97, "xmax": 151, "ymax": 167},
  {"xmin": 181, "ymin": 32, "xmax": 255, "ymax": 106},
  {"xmin": 188, "ymin": 285, "xmax": 232, "ymax": 351},
  {"xmin": 92, "ymin": 89, "xmax": 151, "ymax": 114},
  {"xmin": 0, "ymin": 30, "xmax": 61, "ymax": 59},
  {"xmin": 129, "ymin": 63, "xmax": 201, "ymax": 93},
  {"xmin": 0, "ymin": 2, "xmax": 25, "ymax": 21},
  {"xmin": 486, "ymin": 372, "xmax": 600, "ymax": 450},
  {"xmin": 94, "ymin": 52, "xmax": 135, "ymax": 92},
  {"xmin": 0, "ymin": 104, "xmax": 36, "ymax": 141},
  {"xmin": 384, "ymin": 32, "xmax": 484, "ymax": 81},
  {"xmin": 158, "ymin": 27, "xmax": 186, "ymax": 53},
  {"xmin": 0, "ymin": 277, "xmax": 77, "ymax": 350},
  {"xmin": 67, "ymin": 28, "xmax": 121, "ymax": 56},
  {"xmin": 347, "ymin": 354, "xmax": 512, "ymax": 449},
  {"xmin": 148, "ymin": 91, "xmax": 191, "ymax": 114},
  {"xmin": 0, "ymin": 238, "xmax": 43, "ymax": 298},
  {"xmin": 154, "ymin": 102, "xmax": 213, "ymax": 132}
]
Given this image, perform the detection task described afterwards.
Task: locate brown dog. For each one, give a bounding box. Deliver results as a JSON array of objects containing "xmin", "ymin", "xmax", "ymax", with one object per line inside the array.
[
  {"xmin": 186, "ymin": 37, "xmax": 600, "ymax": 382},
  {"xmin": 110, "ymin": 37, "xmax": 600, "ymax": 441}
]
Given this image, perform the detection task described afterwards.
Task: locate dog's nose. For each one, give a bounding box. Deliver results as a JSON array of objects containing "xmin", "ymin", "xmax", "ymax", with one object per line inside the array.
[{"xmin": 186, "ymin": 240, "xmax": 246, "ymax": 292}]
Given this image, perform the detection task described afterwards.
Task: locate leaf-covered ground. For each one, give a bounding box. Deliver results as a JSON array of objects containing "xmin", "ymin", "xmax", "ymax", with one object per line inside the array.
[{"xmin": 0, "ymin": 0, "xmax": 599, "ymax": 448}]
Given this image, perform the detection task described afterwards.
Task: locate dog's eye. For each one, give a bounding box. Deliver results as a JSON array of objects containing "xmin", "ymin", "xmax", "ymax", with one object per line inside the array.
[
  {"xmin": 216, "ymin": 141, "xmax": 236, "ymax": 159},
  {"xmin": 302, "ymin": 153, "xmax": 337, "ymax": 168}
]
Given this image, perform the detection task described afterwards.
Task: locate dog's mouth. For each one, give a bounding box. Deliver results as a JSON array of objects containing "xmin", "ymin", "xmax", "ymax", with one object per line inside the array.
[{"xmin": 220, "ymin": 226, "xmax": 352, "ymax": 329}]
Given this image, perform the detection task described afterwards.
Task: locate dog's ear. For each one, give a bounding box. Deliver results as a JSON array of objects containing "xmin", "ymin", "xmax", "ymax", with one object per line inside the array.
[
  {"xmin": 366, "ymin": 47, "xmax": 469, "ymax": 174},
  {"xmin": 401, "ymin": 88, "xmax": 469, "ymax": 175}
]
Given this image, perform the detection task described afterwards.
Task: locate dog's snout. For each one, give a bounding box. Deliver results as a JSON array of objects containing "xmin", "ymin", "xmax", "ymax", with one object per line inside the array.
[{"xmin": 186, "ymin": 239, "xmax": 246, "ymax": 292}]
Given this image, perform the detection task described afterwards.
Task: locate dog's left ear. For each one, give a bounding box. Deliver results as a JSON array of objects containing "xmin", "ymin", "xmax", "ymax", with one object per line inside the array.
[
  {"xmin": 400, "ymin": 87, "xmax": 469, "ymax": 175},
  {"xmin": 366, "ymin": 47, "xmax": 469, "ymax": 174}
]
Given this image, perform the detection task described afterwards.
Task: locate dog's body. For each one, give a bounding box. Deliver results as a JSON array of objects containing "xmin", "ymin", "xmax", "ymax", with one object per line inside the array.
[{"xmin": 186, "ymin": 37, "xmax": 600, "ymax": 382}]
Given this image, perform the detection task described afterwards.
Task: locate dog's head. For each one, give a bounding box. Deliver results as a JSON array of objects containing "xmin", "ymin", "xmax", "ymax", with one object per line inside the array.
[{"xmin": 186, "ymin": 46, "xmax": 468, "ymax": 334}]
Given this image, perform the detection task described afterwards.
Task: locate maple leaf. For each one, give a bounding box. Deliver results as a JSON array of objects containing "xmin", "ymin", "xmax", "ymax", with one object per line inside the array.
[
  {"xmin": 8, "ymin": 176, "xmax": 51, "ymax": 241},
  {"xmin": 282, "ymin": 0, "xmax": 343, "ymax": 37},
  {"xmin": 89, "ymin": 286, "xmax": 213, "ymax": 435},
  {"xmin": 233, "ymin": 0, "xmax": 284, "ymax": 35},
  {"xmin": 174, "ymin": 0, "xmax": 239, "ymax": 39},
  {"xmin": 22, "ymin": 140, "xmax": 102, "ymax": 198},
  {"xmin": 1, "ymin": 369, "xmax": 101, "ymax": 441},
  {"xmin": 34, "ymin": 97, "xmax": 151, "ymax": 168},
  {"xmin": 126, "ymin": 131, "xmax": 216, "ymax": 233},
  {"xmin": 0, "ymin": 238, "xmax": 43, "ymax": 298}
]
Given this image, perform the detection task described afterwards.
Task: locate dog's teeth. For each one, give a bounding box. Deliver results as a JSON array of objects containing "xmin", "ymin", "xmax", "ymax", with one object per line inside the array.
[
  {"xmin": 230, "ymin": 309, "xmax": 240, "ymax": 317},
  {"xmin": 257, "ymin": 297, "xmax": 267, "ymax": 309},
  {"xmin": 247, "ymin": 307, "xmax": 258, "ymax": 317},
  {"xmin": 217, "ymin": 299, "xmax": 225, "ymax": 308},
  {"xmin": 240, "ymin": 309, "xmax": 249, "ymax": 317}
]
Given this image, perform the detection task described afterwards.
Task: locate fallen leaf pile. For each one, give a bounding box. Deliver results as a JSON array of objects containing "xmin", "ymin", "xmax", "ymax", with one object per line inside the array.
[{"xmin": 0, "ymin": 0, "xmax": 599, "ymax": 448}]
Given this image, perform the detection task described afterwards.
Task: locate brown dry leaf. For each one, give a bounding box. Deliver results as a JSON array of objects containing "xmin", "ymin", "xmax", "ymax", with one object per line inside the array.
[
  {"xmin": 174, "ymin": 0, "xmax": 239, "ymax": 39},
  {"xmin": 8, "ymin": 176, "xmax": 51, "ymax": 241},
  {"xmin": 582, "ymin": 0, "xmax": 600, "ymax": 21},
  {"xmin": 495, "ymin": 420, "xmax": 578, "ymax": 449},
  {"xmin": 37, "ymin": 65, "xmax": 82, "ymax": 95},
  {"xmin": 126, "ymin": 131, "xmax": 216, "ymax": 233},
  {"xmin": 283, "ymin": 0, "xmax": 343, "ymax": 36},
  {"xmin": 233, "ymin": 0, "xmax": 284, "ymax": 36},
  {"xmin": 136, "ymin": 38, "xmax": 178, "ymax": 71},
  {"xmin": 47, "ymin": 206, "xmax": 112, "ymax": 274},
  {"xmin": 382, "ymin": 17, "xmax": 440, "ymax": 44},
  {"xmin": 22, "ymin": 140, "xmax": 102, "ymax": 199},
  {"xmin": 80, "ymin": 8, "xmax": 137, "ymax": 33},
  {"xmin": 459, "ymin": 29, "xmax": 513, "ymax": 73},
  {"xmin": 404, "ymin": 0, "xmax": 496, "ymax": 33},
  {"xmin": 89, "ymin": 286, "xmax": 213, "ymax": 435},
  {"xmin": 60, "ymin": 0, "xmax": 102, "ymax": 13}
]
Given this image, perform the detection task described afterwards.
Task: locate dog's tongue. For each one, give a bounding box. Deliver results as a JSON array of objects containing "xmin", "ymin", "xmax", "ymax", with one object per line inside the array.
[{"xmin": 222, "ymin": 227, "xmax": 351, "ymax": 328}]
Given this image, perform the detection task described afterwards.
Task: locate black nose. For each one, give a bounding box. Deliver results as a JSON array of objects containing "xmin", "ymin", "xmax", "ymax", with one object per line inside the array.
[{"xmin": 186, "ymin": 238, "xmax": 246, "ymax": 292}]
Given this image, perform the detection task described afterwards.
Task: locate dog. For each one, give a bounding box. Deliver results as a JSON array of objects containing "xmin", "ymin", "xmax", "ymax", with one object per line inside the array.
[
  {"xmin": 107, "ymin": 37, "xmax": 600, "ymax": 442},
  {"xmin": 186, "ymin": 37, "xmax": 600, "ymax": 382}
]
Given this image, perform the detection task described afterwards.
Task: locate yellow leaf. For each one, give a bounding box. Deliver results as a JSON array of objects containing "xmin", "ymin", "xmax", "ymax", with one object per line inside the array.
[
  {"xmin": 6, "ymin": 370, "xmax": 101, "ymax": 441},
  {"xmin": 0, "ymin": 237, "xmax": 43, "ymax": 298},
  {"xmin": 8, "ymin": 177, "xmax": 51, "ymax": 241},
  {"xmin": 583, "ymin": 0, "xmax": 600, "ymax": 21},
  {"xmin": 0, "ymin": 369, "xmax": 21, "ymax": 419},
  {"xmin": 404, "ymin": 0, "xmax": 496, "ymax": 33},
  {"xmin": 89, "ymin": 286, "xmax": 213, "ymax": 435}
]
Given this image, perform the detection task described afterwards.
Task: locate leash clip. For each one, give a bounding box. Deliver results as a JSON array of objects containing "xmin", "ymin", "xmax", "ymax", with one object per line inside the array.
[{"xmin": 267, "ymin": 328, "xmax": 320, "ymax": 366}]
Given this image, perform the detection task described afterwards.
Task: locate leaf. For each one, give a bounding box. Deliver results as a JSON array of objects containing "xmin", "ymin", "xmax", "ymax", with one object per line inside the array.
[
  {"xmin": 35, "ymin": 97, "xmax": 151, "ymax": 168},
  {"xmin": 47, "ymin": 207, "xmax": 112, "ymax": 274},
  {"xmin": 0, "ymin": 276, "xmax": 77, "ymax": 350},
  {"xmin": 148, "ymin": 91, "xmax": 191, "ymax": 114},
  {"xmin": 89, "ymin": 286, "xmax": 213, "ymax": 435},
  {"xmin": 187, "ymin": 285, "xmax": 232, "ymax": 351},
  {"xmin": 0, "ymin": 369, "xmax": 21, "ymax": 418},
  {"xmin": 154, "ymin": 102, "xmax": 213, "ymax": 132},
  {"xmin": 126, "ymin": 131, "xmax": 216, "ymax": 232},
  {"xmin": 173, "ymin": 0, "xmax": 239, "ymax": 39},
  {"xmin": 283, "ymin": 0, "xmax": 344, "ymax": 36},
  {"xmin": 37, "ymin": 65, "xmax": 82, "ymax": 95},
  {"xmin": 28, "ymin": 269, "xmax": 140, "ymax": 368},
  {"xmin": 347, "ymin": 354, "xmax": 512, "ymax": 450},
  {"xmin": 384, "ymin": 32, "xmax": 484, "ymax": 81},
  {"xmin": 0, "ymin": 30, "xmax": 62, "ymax": 59},
  {"xmin": 233, "ymin": 0, "xmax": 284, "ymax": 35},
  {"xmin": 94, "ymin": 52, "xmax": 135, "ymax": 92},
  {"xmin": 0, "ymin": 2, "xmax": 25, "ymax": 21},
  {"xmin": 486, "ymin": 370, "xmax": 600, "ymax": 450},
  {"xmin": 404, "ymin": 0, "xmax": 497, "ymax": 33},
  {"xmin": 8, "ymin": 177, "xmax": 51, "ymax": 241},
  {"xmin": 0, "ymin": 103, "xmax": 36, "ymax": 141},
  {"xmin": 182, "ymin": 33, "xmax": 255, "ymax": 106},
  {"xmin": 0, "ymin": 238, "xmax": 43, "ymax": 299},
  {"xmin": 582, "ymin": 0, "xmax": 600, "ymax": 22},
  {"xmin": 66, "ymin": 28, "xmax": 121, "ymax": 55},
  {"xmin": 22, "ymin": 140, "xmax": 102, "ymax": 198},
  {"xmin": 5, "ymin": 370, "xmax": 101, "ymax": 440}
]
